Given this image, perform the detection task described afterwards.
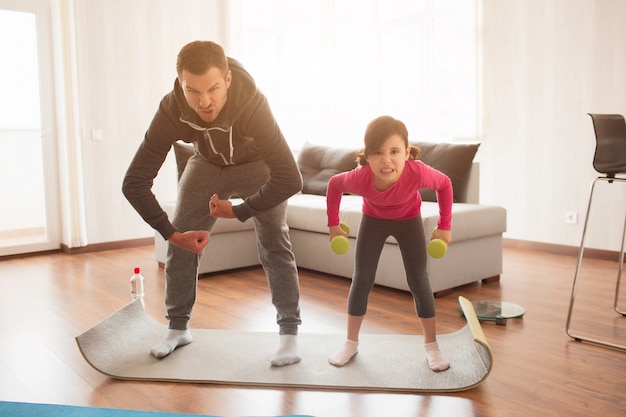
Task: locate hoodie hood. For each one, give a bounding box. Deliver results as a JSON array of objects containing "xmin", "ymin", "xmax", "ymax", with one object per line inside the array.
[
  {"xmin": 169, "ymin": 58, "xmax": 271, "ymax": 166},
  {"xmin": 123, "ymin": 55, "xmax": 302, "ymax": 235}
]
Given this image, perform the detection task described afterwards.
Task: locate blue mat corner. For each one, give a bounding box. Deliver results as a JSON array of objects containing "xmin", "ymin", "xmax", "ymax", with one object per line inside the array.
[{"xmin": 0, "ymin": 401, "xmax": 313, "ymax": 417}]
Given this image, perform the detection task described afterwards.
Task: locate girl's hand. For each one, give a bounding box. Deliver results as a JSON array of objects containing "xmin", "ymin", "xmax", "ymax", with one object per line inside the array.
[
  {"xmin": 328, "ymin": 224, "xmax": 348, "ymax": 241},
  {"xmin": 432, "ymin": 228, "xmax": 452, "ymax": 245}
]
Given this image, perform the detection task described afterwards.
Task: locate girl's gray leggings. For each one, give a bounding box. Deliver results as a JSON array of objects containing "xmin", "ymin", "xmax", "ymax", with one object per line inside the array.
[{"xmin": 348, "ymin": 214, "xmax": 436, "ymax": 318}]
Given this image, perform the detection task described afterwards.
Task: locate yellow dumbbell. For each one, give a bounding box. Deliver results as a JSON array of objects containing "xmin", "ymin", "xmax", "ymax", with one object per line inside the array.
[
  {"xmin": 428, "ymin": 238, "xmax": 447, "ymax": 258},
  {"xmin": 330, "ymin": 222, "xmax": 350, "ymax": 255}
]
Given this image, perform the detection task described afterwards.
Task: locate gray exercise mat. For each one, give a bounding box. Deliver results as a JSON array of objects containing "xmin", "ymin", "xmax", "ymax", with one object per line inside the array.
[{"xmin": 76, "ymin": 296, "xmax": 493, "ymax": 392}]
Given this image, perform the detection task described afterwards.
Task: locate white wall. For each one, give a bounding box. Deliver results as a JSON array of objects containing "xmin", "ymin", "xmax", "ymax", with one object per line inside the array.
[
  {"xmin": 67, "ymin": 0, "xmax": 625, "ymax": 252},
  {"xmin": 480, "ymin": 0, "xmax": 626, "ymax": 252},
  {"xmin": 70, "ymin": 0, "xmax": 224, "ymax": 242}
]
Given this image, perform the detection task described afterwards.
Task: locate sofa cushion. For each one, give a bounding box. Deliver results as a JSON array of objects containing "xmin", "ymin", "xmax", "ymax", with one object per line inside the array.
[
  {"xmin": 297, "ymin": 142, "xmax": 358, "ymax": 195},
  {"xmin": 287, "ymin": 193, "xmax": 506, "ymax": 244},
  {"xmin": 413, "ymin": 141, "xmax": 480, "ymax": 203}
]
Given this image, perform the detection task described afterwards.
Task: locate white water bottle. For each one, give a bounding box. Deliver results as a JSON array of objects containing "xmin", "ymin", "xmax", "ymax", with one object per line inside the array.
[{"xmin": 130, "ymin": 267, "xmax": 145, "ymax": 307}]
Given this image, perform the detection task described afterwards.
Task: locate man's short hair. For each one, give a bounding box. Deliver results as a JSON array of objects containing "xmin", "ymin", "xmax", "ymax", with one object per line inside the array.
[{"xmin": 176, "ymin": 41, "xmax": 229, "ymax": 77}]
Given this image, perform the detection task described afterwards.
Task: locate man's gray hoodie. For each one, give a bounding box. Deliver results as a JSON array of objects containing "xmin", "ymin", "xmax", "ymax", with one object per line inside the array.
[{"xmin": 122, "ymin": 58, "xmax": 303, "ymax": 240}]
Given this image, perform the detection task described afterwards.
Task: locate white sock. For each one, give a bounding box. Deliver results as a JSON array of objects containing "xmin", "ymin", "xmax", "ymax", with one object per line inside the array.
[
  {"xmin": 329, "ymin": 339, "xmax": 359, "ymax": 367},
  {"xmin": 151, "ymin": 329, "xmax": 192, "ymax": 359},
  {"xmin": 270, "ymin": 334, "xmax": 301, "ymax": 366},
  {"xmin": 424, "ymin": 341, "xmax": 450, "ymax": 371}
]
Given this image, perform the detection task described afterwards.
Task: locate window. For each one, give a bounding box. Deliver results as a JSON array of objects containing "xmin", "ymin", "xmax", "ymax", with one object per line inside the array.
[
  {"xmin": 228, "ymin": 0, "xmax": 478, "ymax": 149},
  {"xmin": 0, "ymin": 2, "xmax": 61, "ymax": 255}
]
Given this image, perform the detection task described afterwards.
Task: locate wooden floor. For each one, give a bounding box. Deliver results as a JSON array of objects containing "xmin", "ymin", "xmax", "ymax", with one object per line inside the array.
[{"xmin": 0, "ymin": 245, "xmax": 624, "ymax": 417}]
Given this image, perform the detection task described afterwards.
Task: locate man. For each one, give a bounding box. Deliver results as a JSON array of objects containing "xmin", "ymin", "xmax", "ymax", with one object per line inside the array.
[{"xmin": 122, "ymin": 41, "xmax": 303, "ymax": 366}]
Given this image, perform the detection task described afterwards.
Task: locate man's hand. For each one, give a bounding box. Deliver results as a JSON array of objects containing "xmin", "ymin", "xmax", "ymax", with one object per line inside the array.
[
  {"xmin": 209, "ymin": 194, "xmax": 235, "ymax": 218},
  {"xmin": 168, "ymin": 230, "xmax": 209, "ymax": 254}
]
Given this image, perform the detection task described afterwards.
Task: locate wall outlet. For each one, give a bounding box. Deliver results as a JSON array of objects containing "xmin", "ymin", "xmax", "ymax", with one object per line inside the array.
[
  {"xmin": 91, "ymin": 129, "xmax": 104, "ymax": 141},
  {"xmin": 565, "ymin": 211, "xmax": 578, "ymax": 224}
]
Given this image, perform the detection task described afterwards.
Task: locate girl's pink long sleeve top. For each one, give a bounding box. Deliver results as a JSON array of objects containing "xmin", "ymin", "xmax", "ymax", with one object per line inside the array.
[{"xmin": 326, "ymin": 160, "xmax": 453, "ymax": 230}]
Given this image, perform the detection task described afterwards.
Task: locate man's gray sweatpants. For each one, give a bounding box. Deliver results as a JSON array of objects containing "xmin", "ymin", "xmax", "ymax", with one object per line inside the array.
[{"xmin": 164, "ymin": 154, "xmax": 301, "ymax": 334}]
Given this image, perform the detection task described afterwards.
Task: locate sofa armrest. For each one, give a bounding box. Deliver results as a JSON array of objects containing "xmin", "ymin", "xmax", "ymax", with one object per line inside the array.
[{"xmin": 466, "ymin": 162, "xmax": 480, "ymax": 204}]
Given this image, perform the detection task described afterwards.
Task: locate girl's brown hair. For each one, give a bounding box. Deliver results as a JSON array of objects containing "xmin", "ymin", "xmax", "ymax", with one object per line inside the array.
[{"xmin": 355, "ymin": 116, "xmax": 420, "ymax": 165}]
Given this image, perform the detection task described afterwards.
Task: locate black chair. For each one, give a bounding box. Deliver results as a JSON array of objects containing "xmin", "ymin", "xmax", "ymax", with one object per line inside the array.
[{"xmin": 566, "ymin": 113, "xmax": 626, "ymax": 351}]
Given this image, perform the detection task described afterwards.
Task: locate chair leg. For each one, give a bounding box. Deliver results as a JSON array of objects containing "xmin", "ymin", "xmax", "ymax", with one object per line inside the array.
[
  {"xmin": 613, "ymin": 212, "xmax": 626, "ymax": 316},
  {"xmin": 565, "ymin": 177, "xmax": 626, "ymax": 351},
  {"xmin": 566, "ymin": 178, "xmax": 596, "ymax": 339}
]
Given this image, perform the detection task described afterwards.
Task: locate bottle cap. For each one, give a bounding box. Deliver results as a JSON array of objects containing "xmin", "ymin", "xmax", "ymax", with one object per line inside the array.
[{"xmin": 134, "ymin": 267, "xmax": 140, "ymax": 274}]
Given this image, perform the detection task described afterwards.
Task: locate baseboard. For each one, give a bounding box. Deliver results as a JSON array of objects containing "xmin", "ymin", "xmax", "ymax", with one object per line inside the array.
[
  {"xmin": 3, "ymin": 236, "xmax": 620, "ymax": 263},
  {"xmin": 503, "ymin": 238, "xmax": 622, "ymax": 262},
  {"xmin": 61, "ymin": 237, "xmax": 154, "ymax": 255},
  {"xmin": 68, "ymin": 237, "xmax": 620, "ymax": 261}
]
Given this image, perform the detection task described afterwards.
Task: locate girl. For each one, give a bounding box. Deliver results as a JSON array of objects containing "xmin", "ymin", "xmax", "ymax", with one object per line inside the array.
[{"xmin": 326, "ymin": 116, "xmax": 452, "ymax": 371}]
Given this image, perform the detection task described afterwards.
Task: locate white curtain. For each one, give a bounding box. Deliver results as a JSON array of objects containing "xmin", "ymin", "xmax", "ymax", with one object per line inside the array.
[
  {"xmin": 228, "ymin": 0, "xmax": 479, "ymax": 149},
  {"xmin": 53, "ymin": 0, "xmax": 88, "ymax": 248}
]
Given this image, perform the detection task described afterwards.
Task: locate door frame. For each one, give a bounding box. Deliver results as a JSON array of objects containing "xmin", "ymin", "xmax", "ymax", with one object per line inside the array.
[{"xmin": 0, "ymin": 0, "xmax": 61, "ymax": 256}]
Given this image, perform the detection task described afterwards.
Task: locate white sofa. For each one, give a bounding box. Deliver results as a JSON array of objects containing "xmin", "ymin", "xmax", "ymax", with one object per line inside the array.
[{"xmin": 155, "ymin": 142, "xmax": 507, "ymax": 297}]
